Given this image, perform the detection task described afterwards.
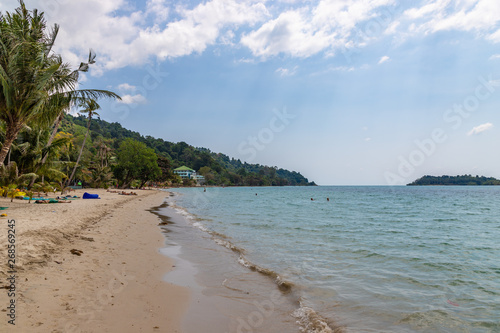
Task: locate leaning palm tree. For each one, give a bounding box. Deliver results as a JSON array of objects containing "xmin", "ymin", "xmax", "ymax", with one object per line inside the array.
[
  {"xmin": 64, "ymin": 99, "xmax": 101, "ymax": 189},
  {"xmin": 26, "ymin": 96, "xmax": 72, "ymax": 188},
  {"xmin": 36, "ymin": 49, "xmax": 99, "ymax": 172},
  {"xmin": 11, "ymin": 125, "xmax": 71, "ymax": 188},
  {"xmin": 0, "ymin": 161, "xmax": 36, "ymax": 188},
  {"xmin": 0, "ymin": 1, "xmax": 120, "ymax": 165}
]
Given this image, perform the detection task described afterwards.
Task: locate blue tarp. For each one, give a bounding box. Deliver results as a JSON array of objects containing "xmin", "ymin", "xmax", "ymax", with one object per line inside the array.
[{"xmin": 83, "ymin": 192, "xmax": 100, "ymax": 199}]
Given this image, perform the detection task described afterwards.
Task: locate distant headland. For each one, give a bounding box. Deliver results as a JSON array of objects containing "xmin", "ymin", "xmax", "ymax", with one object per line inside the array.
[{"xmin": 407, "ymin": 175, "xmax": 500, "ymax": 186}]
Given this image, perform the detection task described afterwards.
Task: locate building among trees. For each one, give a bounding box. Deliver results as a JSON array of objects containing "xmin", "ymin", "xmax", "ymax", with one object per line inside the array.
[{"xmin": 173, "ymin": 166, "xmax": 205, "ymax": 184}]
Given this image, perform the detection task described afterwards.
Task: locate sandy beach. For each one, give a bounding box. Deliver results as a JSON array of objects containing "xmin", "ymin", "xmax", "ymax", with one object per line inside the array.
[{"xmin": 0, "ymin": 188, "xmax": 189, "ymax": 333}]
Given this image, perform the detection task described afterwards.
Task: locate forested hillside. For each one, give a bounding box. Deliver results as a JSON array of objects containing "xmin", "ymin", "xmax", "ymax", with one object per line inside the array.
[
  {"xmin": 407, "ymin": 175, "xmax": 500, "ymax": 186},
  {"xmin": 64, "ymin": 115, "xmax": 315, "ymax": 187}
]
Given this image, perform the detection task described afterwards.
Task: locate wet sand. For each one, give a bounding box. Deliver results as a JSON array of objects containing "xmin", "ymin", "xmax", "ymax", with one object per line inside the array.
[
  {"xmin": 155, "ymin": 195, "xmax": 305, "ymax": 333},
  {"xmin": 0, "ymin": 189, "xmax": 189, "ymax": 332}
]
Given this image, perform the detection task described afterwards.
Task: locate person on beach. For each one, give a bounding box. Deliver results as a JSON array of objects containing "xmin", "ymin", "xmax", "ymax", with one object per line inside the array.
[{"xmin": 35, "ymin": 199, "xmax": 71, "ymax": 204}]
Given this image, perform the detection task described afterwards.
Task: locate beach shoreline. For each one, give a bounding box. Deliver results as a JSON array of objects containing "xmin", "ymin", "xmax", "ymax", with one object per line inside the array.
[
  {"xmin": 0, "ymin": 188, "xmax": 189, "ymax": 333},
  {"xmin": 156, "ymin": 192, "xmax": 309, "ymax": 333}
]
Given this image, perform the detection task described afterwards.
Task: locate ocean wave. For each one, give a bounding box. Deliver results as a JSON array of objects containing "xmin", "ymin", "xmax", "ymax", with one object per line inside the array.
[
  {"xmin": 173, "ymin": 207, "xmax": 195, "ymax": 220},
  {"xmin": 213, "ymin": 238, "xmax": 246, "ymax": 255},
  {"xmin": 192, "ymin": 221, "xmax": 209, "ymax": 232},
  {"xmin": 171, "ymin": 197, "xmax": 294, "ymax": 293},
  {"xmin": 292, "ymin": 302, "xmax": 340, "ymax": 333},
  {"xmin": 237, "ymin": 256, "xmax": 294, "ymax": 293}
]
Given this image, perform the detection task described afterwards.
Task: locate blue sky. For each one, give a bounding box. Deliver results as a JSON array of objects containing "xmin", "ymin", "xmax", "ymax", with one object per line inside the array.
[{"xmin": 2, "ymin": 0, "xmax": 500, "ymax": 185}]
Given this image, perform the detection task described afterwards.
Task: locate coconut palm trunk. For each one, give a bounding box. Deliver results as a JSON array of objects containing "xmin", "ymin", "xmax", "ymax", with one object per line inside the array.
[
  {"xmin": 0, "ymin": 123, "xmax": 23, "ymax": 165},
  {"xmin": 63, "ymin": 100, "xmax": 100, "ymax": 191},
  {"xmin": 28, "ymin": 111, "xmax": 65, "ymax": 188},
  {"xmin": 42, "ymin": 112, "xmax": 65, "ymax": 164},
  {"xmin": 65, "ymin": 119, "xmax": 90, "ymax": 189}
]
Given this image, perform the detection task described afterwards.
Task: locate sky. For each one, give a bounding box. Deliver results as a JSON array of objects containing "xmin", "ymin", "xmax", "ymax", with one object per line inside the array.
[{"xmin": 2, "ymin": 0, "xmax": 500, "ymax": 185}]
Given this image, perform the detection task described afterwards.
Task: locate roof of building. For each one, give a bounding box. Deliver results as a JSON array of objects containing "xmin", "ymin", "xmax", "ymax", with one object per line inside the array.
[{"xmin": 174, "ymin": 166, "xmax": 195, "ymax": 172}]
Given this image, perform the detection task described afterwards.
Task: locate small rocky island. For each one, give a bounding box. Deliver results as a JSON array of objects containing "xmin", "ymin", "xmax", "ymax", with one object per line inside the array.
[{"xmin": 407, "ymin": 175, "xmax": 500, "ymax": 186}]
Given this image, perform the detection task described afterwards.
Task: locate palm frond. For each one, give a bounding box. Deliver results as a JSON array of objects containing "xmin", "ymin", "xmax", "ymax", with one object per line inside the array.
[
  {"xmin": 88, "ymin": 48, "xmax": 96, "ymax": 64},
  {"xmin": 66, "ymin": 89, "xmax": 121, "ymax": 101}
]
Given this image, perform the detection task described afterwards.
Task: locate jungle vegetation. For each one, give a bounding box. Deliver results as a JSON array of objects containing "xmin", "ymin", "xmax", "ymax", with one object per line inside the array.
[{"xmin": 407, "ymin": 175, "xmax": 500, "ymax": 186}]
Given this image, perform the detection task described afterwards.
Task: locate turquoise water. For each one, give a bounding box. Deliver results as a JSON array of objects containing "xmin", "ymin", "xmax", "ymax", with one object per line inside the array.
[{"xmin": 169, "ymin": 186, "xmax": 500, "ymax": 332}]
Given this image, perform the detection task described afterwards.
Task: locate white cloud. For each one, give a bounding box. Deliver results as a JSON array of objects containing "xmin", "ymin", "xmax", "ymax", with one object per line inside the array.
[
  {"xmin": 310, "ymin": 65, "xmax": 355, "ymax": 76},
  {"xmin": 489, "ymin": 54, "xmax": 500, "ymax": 60},
  {"xmin": 487, "ymin": 28, "xmax": 500, "ymax": 43},
  {"xmin": 219, "ymin": 30, "xmax": 236, "ymax": 46},
  {"xmin": 276, "ymin": 66, "xmax": 298, "ymax": 76},
  {"xmin": 403, "ymin": 0, "xmax": 500, "ymax": 36},
  {"xmin": 241, "ymin": 0, "xmax": 396, "ymax": 58},
  {"xmin": 241, "ymin": 9, "xmax": 335, "ymax": 58},
  {"xmin": 146, "ymin": 0, "xmax": 169, "ymax": 23},
  {"xmin": 132, "ymin": 0, "xmax": 269, "ymax": 63},
  {"xmin": 118, "ymin": 83, "xmax": 137, "ymax": 91},
  {"xmin": 489, "ymin": 79, "xmax": 500, "ymax": 87},
  {"xmin": 118, "ymin": 94, "xmax": 147, "ymax": 105},
  {"xmin": 403, "ymin": 0, "xmax": 450, "ymax": 20},
  {"xmin": 467, "ymin": 122, "xmax": 493, "ymax": 136},
  {"xmin": 384, "ymin": 20, "xmax": 400, "ymax": 35},
  {"xmin": 378, "ymin": 55, "xmax": 390, "ymax": 64},
  {"xmin": 235, "ymin": 58, "xmax": 257, "ymax": 64},
  {"xmin": 6, "ymin": 0, "xmax": 268, "ymax": 72},
  {"xmin": 3, "ymin": 0, "xmax": 500, "ymax": 72}
]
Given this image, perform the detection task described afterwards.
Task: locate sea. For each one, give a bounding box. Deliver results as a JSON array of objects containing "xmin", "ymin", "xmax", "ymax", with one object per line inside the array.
[{"xmin": 154, "ymin": 186, "xmax": 500, "ymax": 333}]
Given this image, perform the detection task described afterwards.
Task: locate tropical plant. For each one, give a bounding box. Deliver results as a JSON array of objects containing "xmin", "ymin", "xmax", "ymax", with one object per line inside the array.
[
  {"xmin": 25, "ymin": 190, "xmax": 33, "ymax": 203},
  {"xmin": 94, "ymin": 139, "xmax": 113, "ymax": 168},
  {"xmin": 31, "ymin": 181, "xmax": 57, "ymax": 196},
  {"xmin": 87, "ymin": 164, "xmax": 113, "ymax": 188},
  {"xmin": 0, "ymin": 1, "xmax": 120, "ymax": 165},
  {"xmin": 0, "ymin": 161, "xmax": 36, "ymax": 187},
  {"xmin": 10, "ymin": 126, "xmax": 70, "ymax": 187},
  {"xmin": 64, "ymin": 99, "xmax": 101, "ymax": 189}
]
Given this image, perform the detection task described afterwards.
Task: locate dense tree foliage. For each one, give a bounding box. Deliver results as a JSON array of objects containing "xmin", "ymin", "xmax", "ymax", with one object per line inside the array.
[
  {"xmin": 0, "ymin": 1, "xmax": 119, "ymax": 165},
  {"xmin": 407, "ymin": 175, "xmax": 500, "ymax": 186},
  {"xmin": 113, "ymin": 139, "xmax": 161, "ymax": 188},
  {"xmin": 67, "ymin": 114, "xmax": 315, "ymax": 187}
]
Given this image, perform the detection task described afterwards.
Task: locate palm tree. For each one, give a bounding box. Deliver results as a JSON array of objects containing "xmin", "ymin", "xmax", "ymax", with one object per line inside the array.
[
  {"xmin": 95, "ymin": 139, "xmax": 113, "ymax": 168},
  {"xmin": 0, "ymin": 161, "xmax": 36, "ymax": 188},
  {"xmin": 12, "ymin": 125, "xmax": 70, "ymax": 188},
  {"xmin": 36, "ymin": 49, "xmax": 99, "ymax": 172},
  {"xmin": 64, "ymin": 99, "xmax": 100, "ymax": 189},
  {"xmin": 0, "ymin": 1, "xmax": 120, "ymax": 165}
]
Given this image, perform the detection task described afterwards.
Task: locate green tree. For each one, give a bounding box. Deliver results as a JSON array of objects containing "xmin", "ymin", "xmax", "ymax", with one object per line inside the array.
[
  {"xmin": 0, "ymin": 161, "xmax": 36, "ymax": 187},
  {"xmin": 113, "ymin": 139, "xmax": 161, "ymax": 188},
  {"xmin": 65, "ymin": 99, "xmax": 100, "ymax": 188},
  {"xmin": 198, "ymin": 166, "xmax": 211, "ymax": 176},
  {"xmin": 156, "ymin": 156, "xmax": 174, "ymax": 183},
  {"xmin": 0, "ymin": 1, "xmax": 120, "ymax": 165},
  {"xmin": 12, "ymin": 126, "xmax": 69, "ymax": 187}
]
